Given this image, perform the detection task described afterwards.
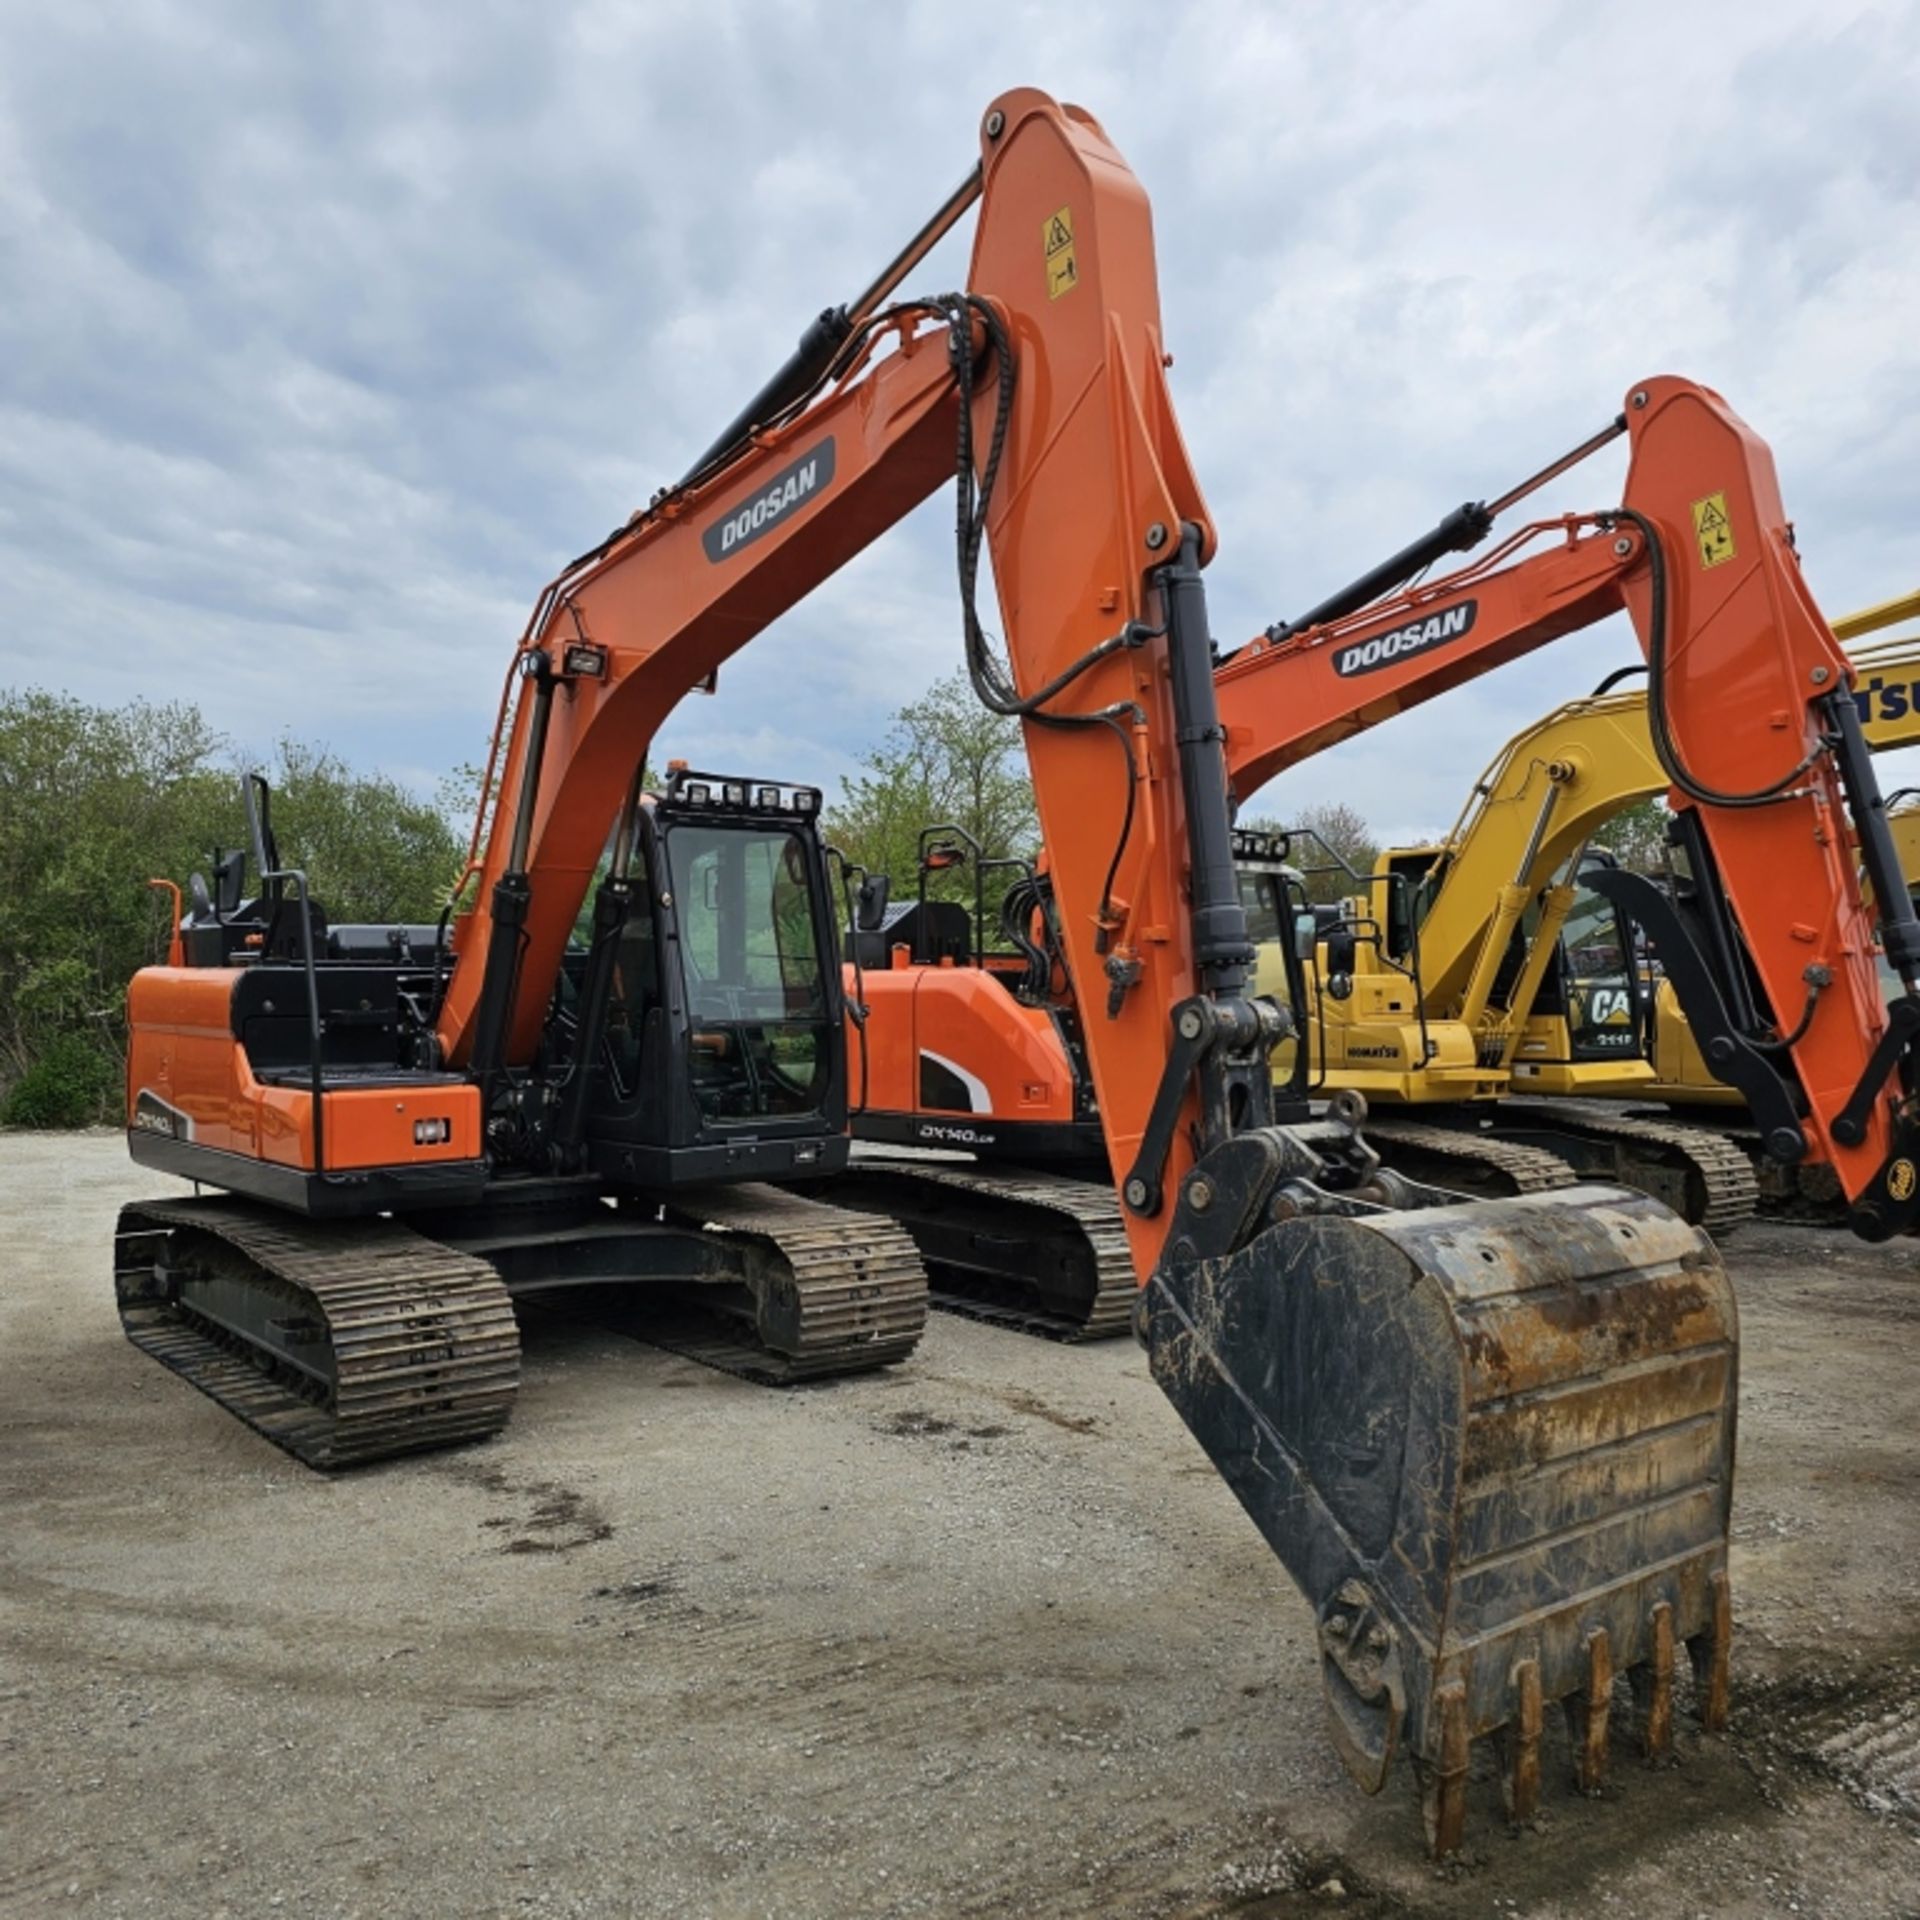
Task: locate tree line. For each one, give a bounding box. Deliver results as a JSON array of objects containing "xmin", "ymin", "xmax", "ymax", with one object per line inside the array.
[
  {"xmin": 0, "ymin": 691, "xmax": 465, "ymax": 1126},
  {"xmin": 821, "ymin": 670, "xmax": 1388, "ymax": 911}
]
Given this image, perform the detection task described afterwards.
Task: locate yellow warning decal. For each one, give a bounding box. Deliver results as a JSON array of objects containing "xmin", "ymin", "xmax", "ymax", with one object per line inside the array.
[
  {"xmin": 1691, "ymin": 491, "xmax": 1736, "ymax": 569},
  {"xmin": 1044, "ymin": 205, "xmax": 1078, "ymax": 300}
]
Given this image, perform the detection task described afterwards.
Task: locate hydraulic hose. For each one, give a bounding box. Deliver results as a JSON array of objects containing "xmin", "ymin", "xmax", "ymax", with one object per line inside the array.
[{"xmin": 944, "ymin": 293, "xmax": 1145, "ymax": 943}]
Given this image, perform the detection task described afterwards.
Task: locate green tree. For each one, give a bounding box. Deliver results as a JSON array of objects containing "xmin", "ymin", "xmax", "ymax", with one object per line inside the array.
[
  {"xmin": 824, "ymin": 669, "xmax": 1038, "ymax": 889},
  {"xmin": 1590, "ymin": 797, "xmax": 1671, "ymax": 875},
  {"xmin": 264, "ymin": 737, "xmax": 464, "ymax": 922},
  {"xmin": 0, "ymin": 693, "xmax": 232, "ymax": 1119}
]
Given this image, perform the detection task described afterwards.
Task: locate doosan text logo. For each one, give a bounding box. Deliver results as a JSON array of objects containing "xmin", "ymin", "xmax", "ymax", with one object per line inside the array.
[
  {"xmin": 702, "ymin": 440, "xmax": 837, "ymax": 562},
  {"xmin": 1333, "ymin": 599, "xmax": 1478, "ymax": 677}
]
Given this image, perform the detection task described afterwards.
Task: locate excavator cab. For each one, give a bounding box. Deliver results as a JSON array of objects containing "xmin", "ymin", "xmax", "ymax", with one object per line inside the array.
[
  {"xmin": 1544, "ymin": 850, "xmax": 1651, "ymax": 1065},
  {"xmin": 579, "ymin": 767, "xmax": 850, "ymax": 1187}
]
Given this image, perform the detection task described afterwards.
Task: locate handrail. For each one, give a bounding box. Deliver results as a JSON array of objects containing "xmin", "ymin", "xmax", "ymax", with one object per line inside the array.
[
  {"xmin": 914, "ymin": 822, "xmax": 983, "ymax": 965},
  {"xmin": 257, "ymin": 866, "xmax": 326, "ymax": 1175}
]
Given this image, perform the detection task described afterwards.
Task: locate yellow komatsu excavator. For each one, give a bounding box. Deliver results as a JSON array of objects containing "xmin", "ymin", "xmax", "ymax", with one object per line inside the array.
[{"xmin": 1274, "ymin": 596, "xmax": 1920, "ymax": 1221}]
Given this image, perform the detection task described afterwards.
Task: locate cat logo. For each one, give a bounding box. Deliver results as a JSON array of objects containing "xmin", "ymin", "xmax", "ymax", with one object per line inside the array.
[{"xmin": 1890, "ymin": 1158, "xmax": 1917, "ymax": 1203}]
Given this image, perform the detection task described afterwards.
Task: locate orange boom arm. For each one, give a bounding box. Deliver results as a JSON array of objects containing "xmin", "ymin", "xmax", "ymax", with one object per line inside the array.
[{"xmin": 1210, "ymin": 382, "xmax": 1920, "ymax": 1231}]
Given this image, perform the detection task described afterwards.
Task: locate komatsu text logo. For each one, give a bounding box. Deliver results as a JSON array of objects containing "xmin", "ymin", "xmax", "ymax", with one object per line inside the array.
[
  {"xmin": 1854, "ymin": 675, "xmax": 1920, "ymax": 728},
  {"xmin": 1334, "ymin": 599, "xmax": 1478, "ymax": 678},
  {"xmin": 702, "ymin": 440, "xmax": 836, "ymax": 562}
]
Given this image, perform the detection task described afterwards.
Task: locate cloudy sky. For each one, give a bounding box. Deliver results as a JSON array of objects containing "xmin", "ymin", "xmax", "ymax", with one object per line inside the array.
[{"xmin": 4, "ymin": 1, "xmax": 1917, "ymax": 846}]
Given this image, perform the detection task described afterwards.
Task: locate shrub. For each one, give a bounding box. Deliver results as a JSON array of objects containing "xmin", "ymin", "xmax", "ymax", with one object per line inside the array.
[{"xmin": 1, "ymin": 1031, "xmax": 120, "ymax": 1128}]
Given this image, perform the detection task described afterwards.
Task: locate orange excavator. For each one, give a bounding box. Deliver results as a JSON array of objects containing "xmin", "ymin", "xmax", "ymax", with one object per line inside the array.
[{"xmin": 115, "ymin": 90, "xmax": 1920, "ymax": 1853}]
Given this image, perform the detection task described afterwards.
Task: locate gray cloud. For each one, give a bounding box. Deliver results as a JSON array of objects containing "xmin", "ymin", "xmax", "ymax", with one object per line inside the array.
[{"xmin": 2, "ymin": 0, "xmax": 1915, "ymax": 845}]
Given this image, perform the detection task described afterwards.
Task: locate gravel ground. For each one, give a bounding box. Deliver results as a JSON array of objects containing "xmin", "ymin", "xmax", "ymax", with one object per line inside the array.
[{"xmin": 5, "ymin": 1131, "xmax": 1920, "ymax": 1919}]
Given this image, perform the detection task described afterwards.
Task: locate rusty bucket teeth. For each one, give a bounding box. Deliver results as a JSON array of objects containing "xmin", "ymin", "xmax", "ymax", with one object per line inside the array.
[
  {"xmin": 1423, "ymin": 1584, "xmax": 1728, "ymax": 1853},
  {"xmin": 1632, "ymin": 1601, "xmax": 1676, "ymax": 1759},
  {"xmin": 1497, "ymin": 1658, "xmax": 1543, "ymax": 1823},
  {"xmin": 1566, "ymin": 1628, "xmax": 1614, "ymax": 1796},
  {"xmin": 1418, "ymin": 1683, "xmax": 1471, "ymax": 1858},
  {"xmin": 1690, "ymin": 1567, "xmax": 1733, "ymax": 1733},
  {"xmin": 1145, "ymin": 1181, "xmax": 1739, "ymax": 1860}
]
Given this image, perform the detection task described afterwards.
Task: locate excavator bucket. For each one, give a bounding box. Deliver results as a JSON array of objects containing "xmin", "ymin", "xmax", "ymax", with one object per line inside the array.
[{"xmin": 1145, "ymin": 1182, "xmax": 1734, "ymax": 1853}]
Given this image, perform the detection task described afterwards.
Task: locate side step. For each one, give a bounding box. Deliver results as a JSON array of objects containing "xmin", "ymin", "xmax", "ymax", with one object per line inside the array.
[{"xmin": 115, "ymin": 1197, "xmax": 520, "ymax": 1471}]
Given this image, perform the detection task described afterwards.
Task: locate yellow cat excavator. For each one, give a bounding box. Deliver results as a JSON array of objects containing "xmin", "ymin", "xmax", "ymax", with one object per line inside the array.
[{"xmin": 115, "ymin": 93, "xmax": 1920, "ymax": 1855}]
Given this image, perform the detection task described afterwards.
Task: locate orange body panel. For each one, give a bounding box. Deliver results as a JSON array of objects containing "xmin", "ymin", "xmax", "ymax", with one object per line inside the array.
[
  {"xmin": 850, "ymin": 963, "xmax": 1076, "ymax": 1126},
  {"xmin": 127, "ymin": 968, "xmax": 481, "ymax": 1170}
]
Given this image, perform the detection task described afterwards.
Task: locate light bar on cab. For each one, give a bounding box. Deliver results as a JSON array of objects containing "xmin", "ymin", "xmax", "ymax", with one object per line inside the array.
[
  {"xmin": 661, "ymin": 767, "xmax": 826, "ymax": 817},
  {"xmin": 1231, "ymin": 826, "xmax": 1298, "ymax": 866}
]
